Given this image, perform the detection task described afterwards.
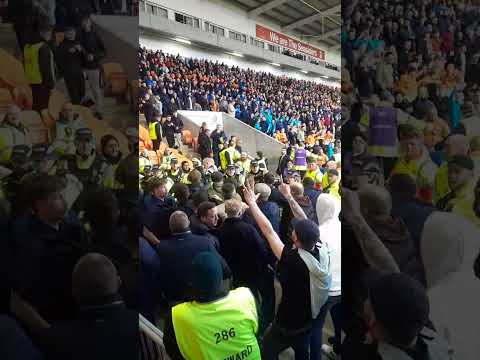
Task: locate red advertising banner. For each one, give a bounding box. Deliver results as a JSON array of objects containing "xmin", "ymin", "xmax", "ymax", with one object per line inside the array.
[{"xmin": 255, "ymin": 24, "xmax": 325, "ymax": 60}]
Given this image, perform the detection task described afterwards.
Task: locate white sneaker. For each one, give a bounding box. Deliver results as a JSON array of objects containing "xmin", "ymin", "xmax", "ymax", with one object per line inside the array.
[{"xmin": 321, "ymin": 344, "xmax": 337, "ymax": 359}]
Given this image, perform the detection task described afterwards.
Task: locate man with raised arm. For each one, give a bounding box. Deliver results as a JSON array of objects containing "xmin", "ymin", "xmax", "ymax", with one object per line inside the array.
[{"xmin": 243, "ymin": 178, "xmax": 330, "ymax": 359}]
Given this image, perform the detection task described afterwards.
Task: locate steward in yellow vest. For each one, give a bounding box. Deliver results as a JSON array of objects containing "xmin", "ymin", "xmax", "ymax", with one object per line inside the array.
[
  {"xmin": 219, "ymin": 144, "xmax": 240, "ymax": 171},
  {"xmin": 24, "ymin": 24, "xmax": 56, "ymax": 111},
  {"xmin": 436, "ymin": 155, "xmax": 480, "ymax": 228},
  {"xmin": 303, "ymin": 158, "xmax": 323, "ymax": 190},
  {"xmin": 172, "ymin": 252, "xmax": 260, "ymax": 360},
  {"xmin": 323, "ymin": 169, "xmax": 340, "ymax": 200}
]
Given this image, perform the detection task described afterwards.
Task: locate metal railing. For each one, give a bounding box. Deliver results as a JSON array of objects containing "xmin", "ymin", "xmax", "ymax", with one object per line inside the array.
[{"xmin": 139, "ymin": 314, "xmax": 170, "ymax": 360}]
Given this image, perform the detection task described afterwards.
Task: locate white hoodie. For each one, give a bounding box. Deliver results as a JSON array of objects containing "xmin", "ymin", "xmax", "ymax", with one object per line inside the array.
[
  {"xmin": 316, "ymin": 194, "xmax": 341, "ymax": 297},
  {"xmin": 421, "ymin": 211, "xmax": 480, "ymax": 360}
]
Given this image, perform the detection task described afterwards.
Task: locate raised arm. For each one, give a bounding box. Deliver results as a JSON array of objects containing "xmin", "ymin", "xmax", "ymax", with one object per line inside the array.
[
  {"xmin": 278, "ymin": 184, "xmax": 307, "ymax": 220},
  {"xmin": 342, "ymin": 188, "xmax": 400, "ymax": 273},
  {"xmin": 243, "ymin": 178, "xmax": 284, "ymax": 260}
]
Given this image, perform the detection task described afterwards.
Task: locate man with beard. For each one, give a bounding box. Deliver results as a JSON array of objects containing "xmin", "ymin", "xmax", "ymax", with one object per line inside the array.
[
  {"xmin": 165, "ymin": 158, "xmax": 183, "ymax": 183},
  {"xmin": 56, "ymin": 26, "xmax": 85, "ymax": 105},
  {"xmin": 179, "ymin": 161, "xmax": 191, "ymax": 184},
  {"xmin": 100, "ymin": 135, "xmax": 123, "ymax": 190}
]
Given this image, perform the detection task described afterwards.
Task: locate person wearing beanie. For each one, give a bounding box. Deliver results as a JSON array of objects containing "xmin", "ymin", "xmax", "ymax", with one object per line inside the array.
[
  {"xmin": 171, "ymin": 252, "xmax": 261, "ymax": 360},
  {"xmin": 436, "ymin": 155, "xmax": 480, "ymax": 228}
]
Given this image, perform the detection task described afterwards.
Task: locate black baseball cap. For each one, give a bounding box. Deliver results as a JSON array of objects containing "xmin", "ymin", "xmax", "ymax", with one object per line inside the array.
[
  {"xmin": 75, "ymin": 128, "xmax": 93, "ymax": 140},
  {"xmin": 291, "ymin": 218, "xmax": 320, "ymax": 249},
  {"xmin": 448, "ymin": 155, "xmax": 474, "ymax": 171},
  {"xmin": 327, "ymin": 169, "xmax": 339, "ymax": 176}
]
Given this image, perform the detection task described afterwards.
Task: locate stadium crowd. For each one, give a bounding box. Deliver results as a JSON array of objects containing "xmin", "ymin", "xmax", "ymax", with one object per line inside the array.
[
  {"xmin": 1, "ymin": 2, "xmax": 138, "ymax": 359},
  {"xmin": 342, "ymin": 0, "xmax": 480, "ymax": 359},
  {"xmin": 137, "ymin": 46, "xmax": 343, "ymax": 359}
]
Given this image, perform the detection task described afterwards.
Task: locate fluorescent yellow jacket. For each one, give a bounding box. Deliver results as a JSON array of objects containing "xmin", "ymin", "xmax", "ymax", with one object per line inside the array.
[
  {"xmin": 439, "ymin": 181, "xmax": 480, "ymax": 229},
  {"xmin": 24, "ymin": 42, "xmax": 54, "ymax": 85},
  {"xmin": 390, "ymin": 150, "xmax": 437, "ymax": 203},
  {"xmin": 324, "ymin": 180, "xmax": 340, "ymax": 200},
  {"xmin": 434, "ymin": 162, "xmax": 449, "ymax": 204},
  {"xmin": 148, "ymin": 121, "xmax": 158, "ymax": 140},
  {"xmin": 304, "ymin": 169, "xmax": 323, "ymax": 188},
  {"xmin": 219, "ymin": 147, "xmax": 240, "ymax": 170},
  {"xmin": 172, "ymin": 287, "xmax": 260, "ymax": 360}
]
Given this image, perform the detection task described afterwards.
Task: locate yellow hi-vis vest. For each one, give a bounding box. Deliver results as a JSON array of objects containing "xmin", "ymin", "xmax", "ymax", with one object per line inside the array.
[
  {"xmin": 24, "ymin": 42, "xmax": 48, "ymax": 85},
  {"xmin": 434, "ymin": 162, "xmax": 449, "ymax": 204},
  {"xmin": 220, "ymin": 147, "xmax": 239, "ymax": 170},
  {"xmin": 148, "ymin": 122, "xmax": 158, "ymax": 140},
  {"xmin": 172, "ymin": 287, "xmax": 261, "ymax": 360}
]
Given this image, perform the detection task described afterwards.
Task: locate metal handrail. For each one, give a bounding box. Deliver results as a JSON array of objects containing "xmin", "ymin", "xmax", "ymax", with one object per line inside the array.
[{"xmin": 139, "ymin": 314, "xmax": 171, "ymax": 360}]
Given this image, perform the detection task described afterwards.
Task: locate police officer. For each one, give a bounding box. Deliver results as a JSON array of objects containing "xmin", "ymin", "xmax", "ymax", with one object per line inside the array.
[
  {"xmin": 139, "ymin": 150, "xmax": 151, "ymax": 175},
  {"xmin": 24, "ymin": 23, "xmax": 56, "ymax": 111},
  {"xmin": 2, "ymin": 145, "xmax": 32, "ymax": 213},
  {"xmin": 249, "ymin": 161, "xmax": 265, "ymax": 184},
  {"xmin": 100, "ymin": 134, "xmax": 123, "ymax": 190},
  {"xmin": 160, "ymin": 147, "xmax": 173, "ymax": 171},
  {"xmin": 56, "ymin": 155, "xmax": 83, "ymax": 212},
  {"xmin": 224, "ymin": 164, "xmax": 242, "ymax": 189},
  {"xmin": 219, "ymin": 141, "xmax": 240, "ymax": 171},
  {"xmin": 69, "ymin": 128, "xmax": 106, "ymax": 189},
  {"xmin": 50, "ymin": 102, "xmax": 86, "ymax": 156},
  {"xmin": 165, "ymin": 158, "xmax": 183, "ymax": 183},
  {"xmin": 0, "ymin": 105, "xmax": 31, "ymax": 164}
]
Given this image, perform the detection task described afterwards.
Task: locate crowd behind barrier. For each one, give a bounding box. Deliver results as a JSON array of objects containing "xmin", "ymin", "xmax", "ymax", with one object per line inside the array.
[{"xmin": 341, "ymin": 0, "xmax": 480, "ymax": 359}]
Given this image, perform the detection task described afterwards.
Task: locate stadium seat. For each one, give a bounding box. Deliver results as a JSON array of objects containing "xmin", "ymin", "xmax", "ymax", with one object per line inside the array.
[
  {"xmin": 20, "ymin": 110, "xmax": 50, "ymax": 144},
  {"xmin": 48, "ymin": 89, "xmax": 67, "ymax": 119},
  {"xmin": 12, "ymin": 85, "xmax": 33, "ymax": 110},
  {"xmin": 139, "ymin": 125, "xmax": 153, "ymax": 152},
  {"xmin": 101, "ymin": 62, "xmax": 128, "ymax": 97},
  {"xmin": 109, "ymin": 72, "xmax": 129, "ymax": 96},
  {"xmin": 146, "ymin": 150, "xmax": 159, "ymax": 165},
  {"xmin": 0, "ymin": 48, "xmax": 28, "ymax": 91},
  {"xmin": 182, "ymin": 129, "xmax": 193, "ymax": 146},
  {"xmin": 0, "ymin": 88, "xmax": 13, "ymax": 113}
]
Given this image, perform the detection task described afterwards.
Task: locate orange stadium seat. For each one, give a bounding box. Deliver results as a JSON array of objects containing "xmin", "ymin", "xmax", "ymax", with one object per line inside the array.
[
  {"xmin": 139, "ymin": 125, "xmax": 152, "ymax": 152},
  {"xmin": 182, "ymin": 129, "xmax": 193, "ymax": 146},
  {"xmin": 109, "ymin": 72, "xmax": 129, "ymax": 96},
  {"xmin": 20, "ymin": 110, "xmax": 50, "ymax": 144},
  {"xmin": 12, "ymin": 85, "xmax": 33, "ymax": 110},
  {"xmin": 0, "ymin": 88, "xmax": 13, "ymax": 113},
  {"xmin": 0, "ymin": 48, "xmax": 28, "ymax": 91},
  {"xmin": 42, "ymin": 90, "xmax": 67, "ymax": 128},
  {"xmin": 146, "ymin": 150, "xmax": 159, "ymax": 165}
]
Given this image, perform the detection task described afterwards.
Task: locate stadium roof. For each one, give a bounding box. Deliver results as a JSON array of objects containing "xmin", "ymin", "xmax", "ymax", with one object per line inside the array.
[{"xmin": 230, "ymin": 0, "xmax": 341, "ymax": 51}]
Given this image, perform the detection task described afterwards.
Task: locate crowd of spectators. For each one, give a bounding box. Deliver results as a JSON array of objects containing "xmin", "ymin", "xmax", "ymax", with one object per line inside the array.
[
  {"xmin": 342, "ymin": 0, "xmax": 480, "ymax": 358},
  {"xmin": 1, "ymin": 2, "xmax": 139, "ymax": 359},
  {"xmin": 137, "ymin": 47, "xmax": 344, "ymax": 358},
  {"xmin": 138, "ymin": 48, "xmax": 341, "ymax": 143}
]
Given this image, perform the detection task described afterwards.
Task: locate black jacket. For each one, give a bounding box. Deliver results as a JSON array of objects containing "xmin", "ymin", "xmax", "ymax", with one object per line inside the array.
[
  {"xmin": 197, "ymin": 131, "xmax": 212, "ymax": 157},
  {"xmin": 56, "ymin": 39, "xmax": 84, "ymax": 76},
  {"xmin": 156, "ymin": 231, "xmax": 231, "ymax": 303},
  {"xmin": 43, "ymin": 303, "xmax": 137, "ymax": 360},
  {"xmin": 190, "ymin": 214, "xmax": 220, "ymax": 250},
  {"xmin": 77, "ymin": 29, "xmax": 105, "ymax": 69},
  {"xmin": 219, "ymin": 218, "xmax": 270, "ymax": 288}
]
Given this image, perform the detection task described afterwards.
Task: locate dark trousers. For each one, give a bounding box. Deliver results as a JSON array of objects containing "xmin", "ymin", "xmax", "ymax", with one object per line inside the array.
[
  {"xmin": 31, "ymin": 84, "xmax": 51, "ymax": 112},
  {"xmin": 64, "ymin": 73, "xmax": 85, "ymax": 105},
  {"xmin": 166, "ymin": 135, "xmax": 175, "ymax": 148},
  {"xmin": 310, "ymin": 295, "xmax": 341, "ymax": 360},
  {"xmin": 262, "ymin": 323, "xmax": 310, "ymax": 360},
  {"xmin": 152, "ymin": 139, "xmax": 161, "ymax": 151}
]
